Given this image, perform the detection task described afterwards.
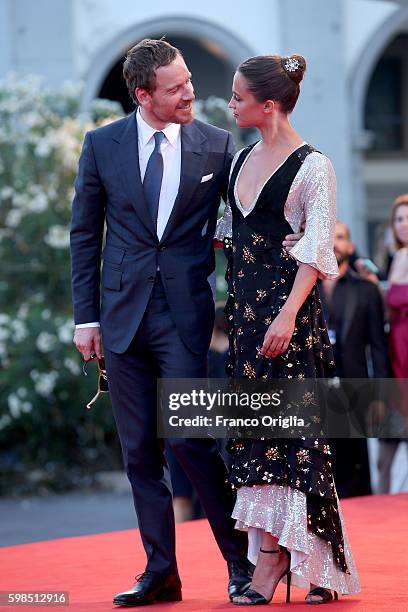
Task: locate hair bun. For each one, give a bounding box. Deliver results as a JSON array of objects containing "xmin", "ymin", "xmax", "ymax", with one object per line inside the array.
[{"xmin": 282, "ymin": 54, "xmax": 306, "ymax": 85}]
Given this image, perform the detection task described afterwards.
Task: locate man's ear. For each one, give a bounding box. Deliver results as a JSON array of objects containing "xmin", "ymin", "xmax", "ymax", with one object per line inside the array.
[{"xmin": 135, "ymin": 87, "xmax": 151, "ymax": 109}]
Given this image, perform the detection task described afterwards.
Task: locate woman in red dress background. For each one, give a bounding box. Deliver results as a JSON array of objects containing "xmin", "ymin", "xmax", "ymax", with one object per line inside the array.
[{"xmin": 378, "ymin": 195, "xmax": 408, "ymax": 492}]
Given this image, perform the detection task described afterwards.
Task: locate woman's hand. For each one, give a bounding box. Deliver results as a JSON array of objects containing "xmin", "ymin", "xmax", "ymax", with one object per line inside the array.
[{"xmin": 261, "ymin": 308, "xmax": 296, "ymax": 358}]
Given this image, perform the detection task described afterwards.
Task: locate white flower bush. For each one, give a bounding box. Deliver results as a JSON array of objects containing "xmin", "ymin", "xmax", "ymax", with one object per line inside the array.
[
  {"xmin": 44, "ymin": 225, "xmax": 70, "ymax": 249},
  {"xmin": 0, "ymin": 76, "xmax": 123, "ymax": 488},
  {"xmin": 35, "ymin": 331, "xmax": 57, "ymax": 353},
  {"xmin": 194, "ymin": 96, "xmax": 237, "ymax": 134},
  {"xmin": 0, "ymin": 76, "xmax": 235, "ymax": 490}
]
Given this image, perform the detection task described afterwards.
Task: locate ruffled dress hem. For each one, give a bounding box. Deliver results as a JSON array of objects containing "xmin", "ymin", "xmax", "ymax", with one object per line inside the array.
[{"xmin": 232, "ymin": 484, "xmax": 361, "ymax": 595}]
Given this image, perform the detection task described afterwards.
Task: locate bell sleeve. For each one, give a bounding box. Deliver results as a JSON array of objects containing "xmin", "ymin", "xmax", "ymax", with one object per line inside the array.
[
  {"xmin": 214, "ymin": 202, "xmax": 233, "ymax": 240},
  {"xmin": 288, "ymin": 154, "xmax": 339, "ymax": 280},
  {"xmin": 214, "ymin": 149, "xmax": 246, "ymax": 241}
]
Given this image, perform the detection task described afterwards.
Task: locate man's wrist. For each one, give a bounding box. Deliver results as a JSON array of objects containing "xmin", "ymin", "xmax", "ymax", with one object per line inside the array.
[{"xmin": 76, "ymin": 322, "xmax": 100, "ymax": 329}]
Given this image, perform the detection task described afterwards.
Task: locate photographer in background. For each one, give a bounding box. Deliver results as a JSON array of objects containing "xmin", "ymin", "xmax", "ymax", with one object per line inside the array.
[{"xmin": 320, "ymin": 221, "xmax": 390, "ymax": 497}]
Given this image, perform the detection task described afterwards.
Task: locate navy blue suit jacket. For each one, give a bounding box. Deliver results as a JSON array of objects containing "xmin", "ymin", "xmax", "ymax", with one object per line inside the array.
[{"xmin": 70, "ymin": 111, "xmax": 234, "ymax": 354}]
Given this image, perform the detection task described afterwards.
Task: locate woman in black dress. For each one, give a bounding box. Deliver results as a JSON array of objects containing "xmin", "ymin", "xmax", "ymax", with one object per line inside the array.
[{"xmin": 215, "ymin": 54, "xmax": 360, "ymax": 605}]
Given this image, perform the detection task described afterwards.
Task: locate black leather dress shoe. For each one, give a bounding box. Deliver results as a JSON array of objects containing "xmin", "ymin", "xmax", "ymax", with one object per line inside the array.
[
  {"xmin": 113, "ymin": 570, "xmax": 182, "ymax": 607},
  {"xmin": 227, "ymin": 558, "xmax": 255, "ymax": 601}
]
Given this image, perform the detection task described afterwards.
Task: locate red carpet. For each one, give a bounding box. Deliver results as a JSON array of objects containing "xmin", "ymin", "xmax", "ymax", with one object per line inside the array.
[{"xmin": 1, "ymin": 493, "xmax": 408, "ymax": 611}]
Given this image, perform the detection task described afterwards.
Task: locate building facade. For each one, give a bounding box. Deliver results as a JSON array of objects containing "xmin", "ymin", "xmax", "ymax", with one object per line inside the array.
[{"xmin": 1, "ymin": 0, "xmax": 407, "ymax": 259}]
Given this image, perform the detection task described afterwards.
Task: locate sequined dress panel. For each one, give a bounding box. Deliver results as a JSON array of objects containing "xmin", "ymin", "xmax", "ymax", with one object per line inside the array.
[
  {"xmin": 218, "ymin": 143, "xmax": 360, "ymax": 594},
  {"xmin": 215, "ymin": 149, "xmax": 338, "ymax": 280},
  {"xmin": 233, "ymin": 484, "xmax": 360, "ymax": 594}
]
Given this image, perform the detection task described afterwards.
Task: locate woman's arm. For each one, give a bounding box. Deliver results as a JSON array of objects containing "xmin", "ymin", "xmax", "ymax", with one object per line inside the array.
[
  {"xmin": 261, "ymin": 153, "xmax": 338, "ymax": 358},
  {"xmin": 261, "ymin": 263, "xmax": 318, "ymax": 358},
  {"xmin": 286, "ymin": 154, "xmax": 338, "ymax": 280}
]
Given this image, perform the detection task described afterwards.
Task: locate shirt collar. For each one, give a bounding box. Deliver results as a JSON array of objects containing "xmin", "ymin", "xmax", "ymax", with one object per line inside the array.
[
  {"xmin": 136, "ymin": 107, "xmax": 180, "ymax": 148},
  {"xmin": 336, "ymin": 267, "xmax": 356, "ymax": 286}
]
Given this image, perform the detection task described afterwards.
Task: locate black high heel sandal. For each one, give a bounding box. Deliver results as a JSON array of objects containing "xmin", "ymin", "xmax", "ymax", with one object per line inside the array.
[
  {"xmin": 232, "ymin": 546, "xmax": 292, "ymax": 606},
  {"xmin": 305, "ymin": 587, "xmax": 339, "ymax": 604}
]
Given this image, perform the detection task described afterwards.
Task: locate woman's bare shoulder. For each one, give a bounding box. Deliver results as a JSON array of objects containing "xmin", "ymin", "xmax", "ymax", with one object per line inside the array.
[
  {"xmin": 389, "ymin": 248, "xmax": 408, "ymax": 281},
  {"xmin": 392, "ymin": 247, "xmax": 408, "ymax": 264}
]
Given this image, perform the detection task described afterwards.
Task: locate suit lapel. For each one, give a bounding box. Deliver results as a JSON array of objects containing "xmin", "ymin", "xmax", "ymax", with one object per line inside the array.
[
  {"xmin": 341, "ymin": 273, "xmax": 359, "ymax": 345},
  {"xmin": 112, "ymin": 111, "xmax": 157, "ymax": 238},
  {"xmin": 160, "ymin": 121, "xmax": 208, "ymax": 244}
]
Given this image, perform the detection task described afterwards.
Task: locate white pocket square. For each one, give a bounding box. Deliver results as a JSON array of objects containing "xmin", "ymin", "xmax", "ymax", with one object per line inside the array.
[{"xmin": 200, "ymin": 173, "xmax": 213, "ymax": 183}]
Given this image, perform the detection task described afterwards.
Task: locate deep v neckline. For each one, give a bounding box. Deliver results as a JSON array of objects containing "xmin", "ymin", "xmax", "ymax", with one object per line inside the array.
[{"xmin": 234, "ymin": 141, "xmax": 306, "ymax": 217}]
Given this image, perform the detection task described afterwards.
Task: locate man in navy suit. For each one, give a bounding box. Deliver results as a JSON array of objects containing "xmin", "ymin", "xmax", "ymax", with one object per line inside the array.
[{"xmin": 70, "ymin": 39, "xmax": 253, "ymax": 606}]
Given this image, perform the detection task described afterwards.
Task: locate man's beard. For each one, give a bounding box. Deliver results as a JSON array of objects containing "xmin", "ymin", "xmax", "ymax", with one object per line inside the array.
[
  {"xmin": 335, "ymin": 251, "xmax": 349, "ymax": 266},
  {"xmin": 174, "ymin": 106, "xmax": 194, "ymax": 124}
]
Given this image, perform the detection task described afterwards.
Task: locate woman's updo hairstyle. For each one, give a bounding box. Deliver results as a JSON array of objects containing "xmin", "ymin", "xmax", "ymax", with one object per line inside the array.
[{"xmin": 237, "ymin": 54, "xmax": 306, "ymax": 113}]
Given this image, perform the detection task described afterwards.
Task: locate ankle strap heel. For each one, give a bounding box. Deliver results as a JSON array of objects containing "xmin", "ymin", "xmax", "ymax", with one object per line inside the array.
[{"xmin": 259, "ymin": 547, "xmax": 280, "ymax": 554}]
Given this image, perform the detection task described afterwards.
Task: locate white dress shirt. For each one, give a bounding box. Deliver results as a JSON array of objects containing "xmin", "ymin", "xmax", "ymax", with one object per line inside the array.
[
  {"xmin": 76, "ymin": 108, "xmax": 181, "ymax": 329},
  {"xmin": 136, "ymin": 107, "xmax": 181, "ymax": 239}
]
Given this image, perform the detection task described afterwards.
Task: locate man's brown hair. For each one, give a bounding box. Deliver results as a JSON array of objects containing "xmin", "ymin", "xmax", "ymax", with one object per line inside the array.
[{"xmin": 123, "ymin": 38, "xmax": 181, "ymax": 105}]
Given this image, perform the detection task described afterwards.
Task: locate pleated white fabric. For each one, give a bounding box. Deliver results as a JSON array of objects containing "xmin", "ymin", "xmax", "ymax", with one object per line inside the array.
[{"xmin": 233, "ymin": 484, "xmax": 361, "ymax": 594}]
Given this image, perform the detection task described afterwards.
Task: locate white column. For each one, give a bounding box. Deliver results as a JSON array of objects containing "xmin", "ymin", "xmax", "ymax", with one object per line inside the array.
[
  {"xmin": 4, "ymin": 0, "xmax": 75, "ymax": 86},
  {"xmin": 0, "ymin": 0, "xmax": 13, "ymax": 79},
  {"xmin": 279, "ymin": 0, "xmax": 366, "ymax": 250}
]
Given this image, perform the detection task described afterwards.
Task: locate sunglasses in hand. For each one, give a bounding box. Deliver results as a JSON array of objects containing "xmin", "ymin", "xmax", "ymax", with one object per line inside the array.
[{"xmin": 82, "ymin": 356, "xmax": 109, "ymax": 409}]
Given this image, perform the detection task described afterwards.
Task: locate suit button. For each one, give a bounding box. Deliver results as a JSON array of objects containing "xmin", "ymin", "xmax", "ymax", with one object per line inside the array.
[{"xmin": 159, "ymin": 246, "xmax": 166, "ymax": 251}]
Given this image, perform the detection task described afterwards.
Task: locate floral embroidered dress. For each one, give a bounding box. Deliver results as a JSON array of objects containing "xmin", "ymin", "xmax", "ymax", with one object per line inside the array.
[{"xmin": 215, "ymin": 142, "xmax": 360, "ymax": 594}]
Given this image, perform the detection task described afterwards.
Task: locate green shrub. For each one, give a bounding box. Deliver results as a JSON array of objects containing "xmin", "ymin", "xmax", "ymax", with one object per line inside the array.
[{"xmin": 0, "ymin": 80, "xmax": 238, "ymax": 494}]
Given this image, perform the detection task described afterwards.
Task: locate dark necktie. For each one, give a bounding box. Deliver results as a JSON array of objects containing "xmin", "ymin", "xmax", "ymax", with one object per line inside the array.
[{"xmin": 143, "ymin": 131, "xmax": 165, "ymax": 226}]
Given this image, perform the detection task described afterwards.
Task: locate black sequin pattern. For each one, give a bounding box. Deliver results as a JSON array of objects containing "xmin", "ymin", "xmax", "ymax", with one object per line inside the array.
[{"xmin": 224, "ymin": 144, "xmax": 349, "ymax": 574}]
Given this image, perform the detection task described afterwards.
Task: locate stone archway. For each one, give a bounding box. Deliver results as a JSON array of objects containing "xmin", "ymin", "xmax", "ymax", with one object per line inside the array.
[
  {"xmin": 348, "ymin": 6, "xmax": 408, "ymax": 253},
  {"xmin": 80, "ymin": 16, "xmax": 255, "ymax": 112},
  {"xmin": 350, "ymin": 6, "xmax": 408, "ymax": 142}
]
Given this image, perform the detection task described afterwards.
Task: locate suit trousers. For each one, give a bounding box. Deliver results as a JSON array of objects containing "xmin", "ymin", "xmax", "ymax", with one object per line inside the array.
[{"xmin": 104, "ymin": 274, "xmax": 247, "ymax": 573}]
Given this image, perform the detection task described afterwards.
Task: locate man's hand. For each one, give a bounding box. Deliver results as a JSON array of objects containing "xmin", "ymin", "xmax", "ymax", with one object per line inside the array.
[
  {"xmin": 282, "ymin": 232, "xmax": 303, "ymax": 250},
  {"xmin": 282, "ymin": 229, "xmax": 304, "ymax": 250},
  {"xmin": 73, "ymin": 327, "xmax": 103, "ymax": 361}
]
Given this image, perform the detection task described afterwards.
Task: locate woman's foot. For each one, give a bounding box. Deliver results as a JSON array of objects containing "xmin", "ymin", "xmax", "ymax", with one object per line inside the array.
[
  {"xmin": 232, "ymin": 547, "xmax": 290, "ymax": 605},
  {"xmin": 305, "ymin": 584, "xmax": 338, "ymax": 604}
]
